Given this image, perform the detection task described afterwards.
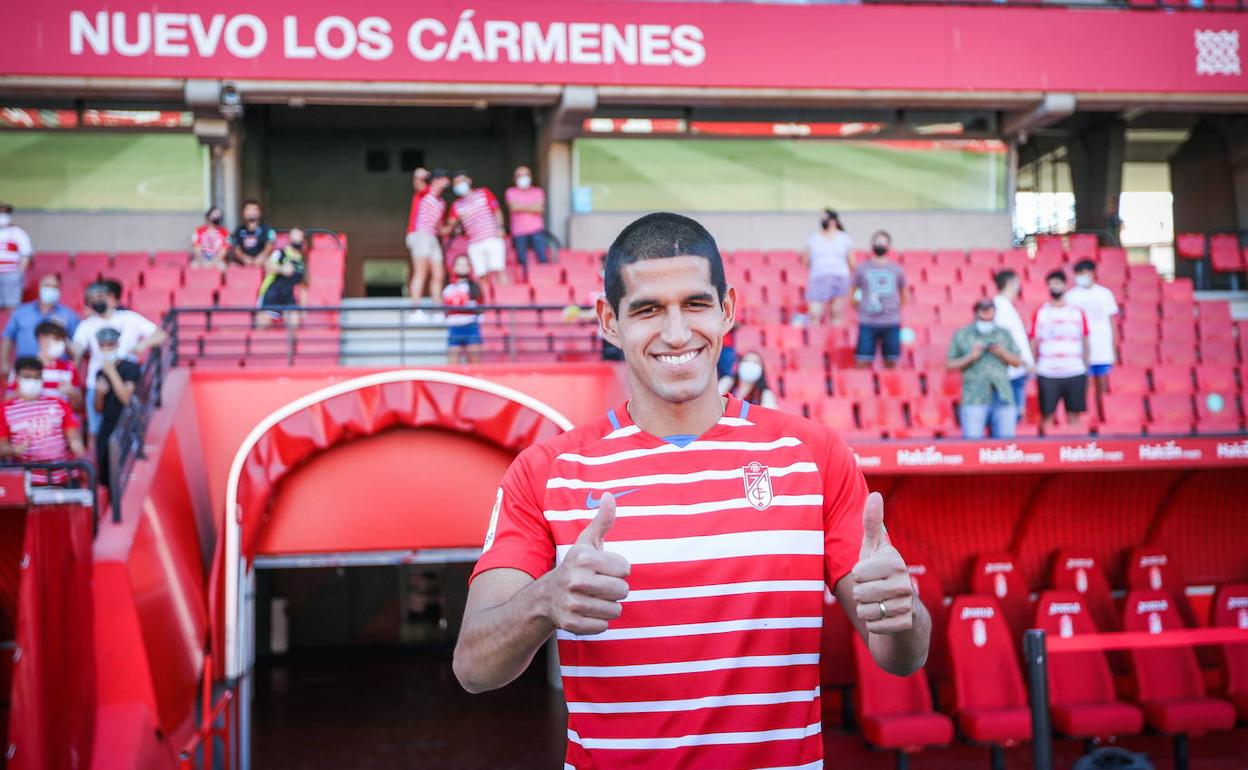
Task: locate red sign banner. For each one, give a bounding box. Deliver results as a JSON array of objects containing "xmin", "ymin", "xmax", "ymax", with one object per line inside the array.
[
  {"xmin": 849, "ymin": 436, "xmax": 1248, "ymax": 475},
  {"xmin": 2, "ymin": 0, "xmax": 1246, "ymax": 95}
]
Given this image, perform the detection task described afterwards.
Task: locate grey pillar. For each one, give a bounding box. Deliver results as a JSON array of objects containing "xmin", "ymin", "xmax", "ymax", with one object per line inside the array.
[{"xmin": 1067, "ymin": 115, "xmax": 1126, "ymax": 242}]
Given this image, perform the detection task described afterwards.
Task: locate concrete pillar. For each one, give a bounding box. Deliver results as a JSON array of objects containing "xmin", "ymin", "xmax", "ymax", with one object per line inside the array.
[
  {"xmin": 544, "ymin": 141, "xmax": 573, "ymax": 249},
  {"xmin": 1066, "ymin": 115, "xmax": 1126, "ymax": 243},
  {"xmin": 1170, "ymin": 118, "xmax": 1248, "ymax": 286}
]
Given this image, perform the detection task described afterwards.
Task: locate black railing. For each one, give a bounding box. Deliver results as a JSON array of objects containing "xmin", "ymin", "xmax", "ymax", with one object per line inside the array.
[
  {"xmin": 0, "ymin": 459, "xmax": 99, "ymax": 532},
  {"xmin": 107, "ymin": 313, "xmax": 172, "ymax": 524}
]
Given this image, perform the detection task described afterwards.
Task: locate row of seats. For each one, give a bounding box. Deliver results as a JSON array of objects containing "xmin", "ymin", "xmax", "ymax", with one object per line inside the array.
[{"xmin": 1178, "ymin": 232, "xmax": 1248, "ymax": 276}]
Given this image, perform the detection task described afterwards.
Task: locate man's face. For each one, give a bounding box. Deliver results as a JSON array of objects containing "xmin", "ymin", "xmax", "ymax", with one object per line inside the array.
[
  {"xmin": 39, "ymin": 274, "xmax": 59, "ymax": 292},
  {"xmin": 430, "ymin": 176, "xmax": 449, "ymax": 194},
  {"xmin": 87, "ymin": 288, "xmax": 114, "ymax": 311},
  {"xmin": 514, "ymin": 166, "xmax": 531, "ymax": 183},
  {"xmin": 599, "ymin": 256, "xmax": 735, "ymax": 407},
  {"xmin": 976, "ymin": 306, "xmax": 996, "ymax": 324},
  {"xmin": 1004, "ymin": 277, "xmax": 1020, "ymax": 299},
  {"xmin": 243, "ymin": 204, "xmax": 261, "ymax": 223},
  {"xmin": 37, "ymin": 333, "xmax": 63, "ymax": 356},
  {"xmin": 1048, "ymin": 277, "xmax": 1067, "ymax": 297}
]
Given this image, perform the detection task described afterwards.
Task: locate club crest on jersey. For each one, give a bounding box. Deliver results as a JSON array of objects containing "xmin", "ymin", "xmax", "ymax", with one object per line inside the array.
[{"xmin": 742, "ymin": 461, "xmax": 773, "ymax": 510}]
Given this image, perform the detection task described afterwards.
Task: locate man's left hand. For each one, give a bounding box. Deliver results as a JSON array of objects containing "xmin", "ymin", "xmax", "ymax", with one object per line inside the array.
[{"xmin": 850, "ymin": 492, "xmax": 915, "ymax": 635}]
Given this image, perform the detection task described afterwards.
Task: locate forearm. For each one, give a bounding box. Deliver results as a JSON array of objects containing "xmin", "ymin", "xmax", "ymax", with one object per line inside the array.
[
  {"xmin": 453, "ymin": 577, "xmax": 556, "ymax": 693},
  {"xmin": 947, "ymin": 354, "xmax": 974, "ymax": 371},
  {"xmin": 868, "ymin": 598, "xmax": 931, "ymax": 676}
]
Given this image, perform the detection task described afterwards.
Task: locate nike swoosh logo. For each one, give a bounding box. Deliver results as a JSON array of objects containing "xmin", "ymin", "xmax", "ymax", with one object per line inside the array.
[{"xmin": 586, "ymin": 488, "xmax": 641, "ymax": 509}]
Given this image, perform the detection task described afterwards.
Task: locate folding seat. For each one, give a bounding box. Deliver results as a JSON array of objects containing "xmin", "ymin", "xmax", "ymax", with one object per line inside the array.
[
  {"xmin": 1175, "ymin": 233, "xmax": 1207, "ymax": 262},
  {"xmin": 970, "ymin": 554, "xmax": 1031, "ymax": 645},
  {"xmin": 1209, "ymin": 583, "xmax": 1248, "ymax": 721},
  {"xmin": 906, "ymin": 301, "xmax": 942, "ymax": 328},
  {"xmin": 1121, "ymin": 590, "xmax": 1236, "ymax": 747},
  {"xmin": 183, "ymin": 269, "xmax": 224, "ymax": 292},
  {"xmin": 764, "ymin": 249, "xmax": 802, "ymax": 268},
  {"xmin": 523, "ymin": 262, "xmax": 563, "ymax": 286},
  {"xmin": 1148, "ymin": 393, "xmax": 1194, "ymax": 434},
  {"xmin": 924, "ymin": 261, "xmax": 961, "ymax": 287},
  {"xmin": 732, "ymin": 249, "xmax": 764, "ymax": 264},
  {"xmin": 1033, "ymin": 591, "xmax": 1144, "ymax": 740},
  {"xmin": 1194, "ymin": 362, "xmax": 1236, "ymax": 392},
  {"xmin": 1162, "ymin": 279, "xmax": 1195, "ymax": 306},
  {"xmin": 999, "ymin": 248, "xmax": 1029, "ymax": 272},
  {"xmin": 764, "ymin": 283, "xmax": 802, "ymax": 311},
  {"xmin": 1123, "ymin": 299, "xmax": 1160, "ymax": 323},
  {"xmin": 1198, "ymin": 299, "xmax": 1233, "ymax": 329},
  {"xmin": 813, "ymin": 396, "xmax": 857, "ymax": 434},
  {"xmin": 747, "ymin": 263, "xmax": 786, "ymax": 287},
  {"xmin": 1118, "ymin": 343, "xmax": 1157, "ymax": 369},
  {"xmin": 1198, "ymin": 337, "xmax": 1236, "ymax": 366},
  {"xmin": 1050, "ymin": 550, "xmax": 1117, "ymax": 632},
  {"xmin": 857, "ymin": 398, "xmax": 907, "ymax": 438},
  {"xmin": 946, "ymin": 596, "xmax": 1033, "ymax": 754},
  {"xmin": 1098, "ymin": 247, "xmax": 1128, "ymax": 270},
  {"xmin": 1095, "ymin": 394, "xmax": 1146, "ymax": 436},
  {"xmin": 1195, "ymin": 391, "xmax": 1242, "ymax": 434},
  {"xmin": 910, "ymin": 284, "xmax": 947, "ymax": 306},
  {"xmin": 1106, "ymin": 366, "xmax": 1150, "ymax": 396},
  {"xmin": 72, "ymin": 251, "xmax": 111, "ymax": 278},
  {"xmin": 1067, "ymin": 233, "xmax": 1098, "ymax": 261},
  {"xmin": 1209, "ymin": 234, "xmax": 1246, "ymax": 278},
  {"xmin": 783, "ymin": 346, "xmax": 826, "ymax": 373},
  {"xmin": 531, "ymin": 283, "xmax": 572, "ymax": 306},
  {"xmin": 968, "ymin": 249, "xmax": 1000, "ymax": 269},
  {"xmin": 765, "ymin": 324, "xmax": 805, "ymax": 351},
  {"xmin": 1149, "ymin": 365, "xmax": 1193, "ymax": 395},
  {"xmin": 491, "ymin": 284, "xmax": 533, "ymax": 305},
  {"xmin": 733, "ymin": 325, "xmax": 763, "ymax": 353},
  {"xmin": 877, "ymin": 369, "xmax": 922, "ymax": 399},
  {"xmin": 780, "ymin": 371, "xmax": 828, "ymax": 405},
  {"xmin": 745, "ymin": 303, "xmax": 784, "ymax": 327},
  {"xmin": 142, "ymin": 266, "xmax": 183, "ymax": 292},
  {"xmin": 223, "ymin": 265, "xmax": 263, "ymax": 291},
  {"xmin": 833, "ymin": 369, "xmax": 876, "ymax": 399},
  {"xmin": 908, "ymin": 397, "xmax": 957, "ymax": 438},
  {"xmin": 1128, "ymin": 263, "xmax": 1161, "ymax": 285},
  {"xmin": 900, "ymin": 249, "xmax": 934, "ymax": 266},
  {"xmin": 152, "ymin": 250, "xmax": 189, "ymax": 270},
  {"xmin": 926, "ymin": 325, "xmax": 959, "ymax": 353},
  {"xmin": 173, "ymin": 285, "xmax": 216, "ymax": 309},
  {"xmin": 925, "ymin": 368, "xmax": 962, "ymax": 400},
  {"xmin": 1157, "ymin": 342, "xmax": 1197, "ymax": 368},
  {"xmin": 33, "ymin": 252, "xmax": 72, "ymax": 276},
  {"xmin": 851, "ymin": 633, "xmax": 954, "ymax": 761}
]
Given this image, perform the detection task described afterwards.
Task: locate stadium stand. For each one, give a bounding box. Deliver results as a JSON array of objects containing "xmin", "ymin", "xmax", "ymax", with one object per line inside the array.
[{"xmin": 1210, "ymin": 583, "xmax": 1248, "ymax": 721}]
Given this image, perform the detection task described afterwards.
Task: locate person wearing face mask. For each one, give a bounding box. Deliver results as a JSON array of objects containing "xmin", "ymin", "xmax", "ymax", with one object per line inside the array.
[
  {"xmin": 442, "ymin": 255, "xmax": 485, "ymax": 364},
  {"xmin": 1063, "ymin": 259, "xmax": 1119, "ymax": 399},
  {"xmin": 851, "ymin": 230, "xmax": 906, "ymax": 369},
  {"xmin": 803, "ymin": 209, "xmax": 854, "ymax": 326},
  {"xmin": 443, "ymin": 172, "xmax": 507, "ymax": 286},
  {"xmin": 1, "ymin": 273, "xmax": 80, "ymax": 376},
  {"xmin": 71, "ymin": 280, "xmax": 166, "ymax": 435},
  {"xmin": 192, "ymin": 206, "xmax": 231, "ymax": 270},
  {"xmin": 947, "ymin": 300, "xmax": 1022, "ymax": 438},
  {"xmin": 0, "ymin": 201, "xmax": 33, "ymax": 310},
  {"xmin": 5, "ymin": 321, "xmax": 82, "ymax": 409},
  {"xmin": 991, "ymin": 269, "xmax": 1036, "ymax": 423},
  {"xmin": 407, "ymin": 170, "xmax": 451, "ymax": 316},
  {"xmin": 505, "ymin": 165, "xmax": 550, "ymax": 273},
  {"xmin": 256, "ymin": 228, "xmax": 309, "ymax": 330},
  {"xmin": 229, "ymin": 200, "xmax": 277, "ymax": 267},
  {"xmin": 717, "ymin": 351, "xmax": 778, "ymax": 409},
  {"xmin": 1029, "ymin": 270, "xmax": 1091, "ymax": 429},
  {"xmin": 92, "ymin": 328, "xmax": 141, "ymax": 489},
  {"xmin": 0, "ymin": 357, "xmax": 86, "ymax": 485}
]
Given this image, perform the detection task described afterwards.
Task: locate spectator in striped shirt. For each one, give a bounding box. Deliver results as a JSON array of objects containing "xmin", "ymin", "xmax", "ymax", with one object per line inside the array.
[
  {"xmin": 0, "ymin": 357, "xmax": 86, "ymax": 485},
  {"xmin": 407, "ymin": 170, "xmax": 450, "ymax": 308},
  {"xmin": 0, "ymin": 202, "xmax": 33, "ymax": 309},
  {"xmin": 1031, "ymin": 270, "xmax": 1090, "ymax": 428},
  {"xmin": 4, "ymin": 321, "xmax": 83, "ymax": 410},
  {"xmin": 445, "ymin": 173, "xmax": 507, "ymax": 286},
  {"xmin": 455, "ymin": 212, "xmax": 930, "ymax": 770}
]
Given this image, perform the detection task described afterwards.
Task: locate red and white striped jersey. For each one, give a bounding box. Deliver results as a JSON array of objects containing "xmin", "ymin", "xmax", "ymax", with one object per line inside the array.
[
  {"xmin": 1030, "ymin": 302, "xmax": 1089, "ymax": 378},
  {"xmin": 451, "ymin": 188, "xmax": 501, "ymax": 244},
  {"xmin": 0, "ymin": 225, "xmax": 33, "ymax": 274},
  {"xmin": 411, "ymin": 191, "xmax": 447, "ymax": 236},
  {"xmin": 0, "ymin": 396, "xmax": 79, "ymax": 482},
  {"xmin": 6, "ymin": 359, "xmax": 82, "ymax": 402},
  {"xmin": 472, "ymin": 396, "xmax": 867, "ymax": 770}
]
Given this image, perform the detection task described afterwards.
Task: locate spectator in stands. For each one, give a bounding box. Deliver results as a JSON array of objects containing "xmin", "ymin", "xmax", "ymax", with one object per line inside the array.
[
  {"xmin": 6, "ymin": 321, "xmax": 82, "ymax": 409},
  {"xmin": 443, "ymin": 255, "xmax": 484, "ymax": 364},
  {"xmin": 229, "ymin": 200, "xmax": 276, "ymax": 267},
  {"xmin": 852, "ymin": 230, "xmax": 905, "ymax": 369},
  {"xmin": 191, "ymin": 206, "xmax": 230, "ymax": 270},
  {"xmin": 1064, "ymin": 259, "xmax": 1119, "ymax": 399},
  {"xmin": 444, "ymin": 173, "xmax": 507, "ymax": 286},
  {"xmin": 947, "ymin": 299, "xmax": 1022, "ymax": 438},
  {"xmin": 1030, "ymin": 270, "xmax": 1090, "ymax": 428},
  {"xmin": 72, "ymin": 280, "xmax": 166, "ymax": 435},
  {"xmin": 1, "ymin": 273, "xmax": 79, "ymax": 377},
  {"xmin": 505, "ymin": 165, "xmax": 549, "ymax": 271},
  {"xmin": 92, "ymin": 327, "xmax": 140, "ymax": 489},
  {"xmin": 717, "ymin": 351, "xmax": 778, "ymax": 408},
  {"xmin": 0, "ymin": 357, "xmax": 86, "ymax": 484},
  {"xmin": 803, "ymin": 209, "xmax": 854, "ymax": 326},
  {"xmin": 407, "ymin": 170, "xmax": 450, "ymax": 314},
  {"xmin": 0, "ymin": 201, "xmax": 33, "ymax": 310},
  {"xmin": 991, "ymin": 269, "xmax": 1035, "ymax": 421},
  {"xmin": 256, "ymin": 227, "xmax": 307, "ymax": 330}
]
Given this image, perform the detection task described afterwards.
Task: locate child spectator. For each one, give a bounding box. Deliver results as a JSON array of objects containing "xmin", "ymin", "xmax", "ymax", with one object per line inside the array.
[
  {"xmin": 6, "ymin": 321, "xmax": 82, "ymax": 409},
  {"xmin": 717, "ymin": 350, "xmax": 778, "ymax": 408},
  {"xmin": 92, "ymin": 328, "xmax": 140, "ymax": 489},
  {"xmin": 442, "ymin": 255, "xmax": 484, "ymax": 364},
  {"xmin": 0, "ymin": 356, "xmax": 86, "ymax": 485},
  {"xmin": 0, "ymin": 201, "xmax": 33, "ymax": 309},
  {"xmin": 257, "ymin": 228, "xmax": 307, "ymax": 330},
  {"xmin": 230, "ymin": 200, "xmax": 276, "ymax": 266},
  {"xmin": 852, "ymin": 230, "xmax": 906, "ymax": 369},
  {"xmin": 192, "ymin": 206, "xmax": 230, "ymax": 270}
]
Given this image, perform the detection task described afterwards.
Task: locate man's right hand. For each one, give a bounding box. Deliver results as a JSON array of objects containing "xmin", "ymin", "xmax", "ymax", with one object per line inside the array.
[
  {"xmin": 541, "ymin": 492, "xmax": 631, "ymax": 635},
  {"xmin": 969, "ymin": 342, "xmax": 985, "ymax": 359}
]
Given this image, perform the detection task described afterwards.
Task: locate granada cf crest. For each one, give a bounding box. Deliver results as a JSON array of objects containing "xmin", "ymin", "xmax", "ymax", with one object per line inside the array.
[{"xmin": 742, "ymin": 461, "xmax": 773, "ymax": 510}]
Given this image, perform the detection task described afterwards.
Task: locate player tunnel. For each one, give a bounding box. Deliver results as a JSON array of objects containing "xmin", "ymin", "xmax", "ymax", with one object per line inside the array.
[{"xmin": 209, "ymin": 370, "xmax": 574, "ymax": 769}]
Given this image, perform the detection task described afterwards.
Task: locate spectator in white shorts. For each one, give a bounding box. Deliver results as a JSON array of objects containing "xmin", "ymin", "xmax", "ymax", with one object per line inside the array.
[
  {"xmin": 445, "ymin": 172, "xmax": 507, "ymax": 286},
  {"xmin": 802, "ymin": 209, "xmax": 854, "ymax": 326},
  {"xmin": 406, "ymin": 170, "xmax": 450, "ymax": 307},
  {"xmin": 0, "ymin": 202, "xmax": 34, "ymax": 309}
]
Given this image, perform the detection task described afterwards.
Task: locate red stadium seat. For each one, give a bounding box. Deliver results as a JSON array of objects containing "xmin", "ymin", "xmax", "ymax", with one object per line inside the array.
[
  {"xmin": 968, "ymin": 249, "xmax": 1000, "ymax": 269},
  {"xmin": 783, "ymin": 346, "xmax": 826, "ymax": 374},
  {"xmin": 946, "ymin": 596, "xmax": 1033, "ymax": 747},
  {"xmin": 1210, "ymin": 583, "xmax": 1248, "ymax": 721},
  {"xmin": 780, "ymin": 371, "xmax": 828, "ymax": 405},
  {"xmin": 851, "ymin": 633, "xmax": 954, "ymax": 757},
  {"xmin": 1150, "ymin": 365, "xmax": 1193, "ymax": 395},
  {"xmin": 1067, "ymin": 234, "xmax": 1098, "ymax": 261},
  {"xmin": 1198, "ymin": 338, "xmax": 1237, "ymax": 367},
  {"xmin": 153, "ymin": 251, "xmax": 189, "ymax": 270},
  {"xmin": 1148, "ymin": 393, "xmax": 1194, "ymax": 434},
  {"xmin": 877, "ymin": 370, "xmax": 922, "ymax": 399},
  {"xmin": 1194, "ymin": 391, "xmax": 1242, "ymax": 434},
  {"xmin": 1106, "ymin": 366, "xmax": 1150, "ymax": 396},
  {"xmin": 1119, "ymin": 343, "xmax": 1158, "ymax": 369},
  {"xmin": 524, "ymin": 262, "xmax": 563, "ymax": 286},
  {"xmin": 1158, "ymin": 345, "xmax": 1198, "ymax": 370},
  {"xmin": 1198, "ymin": 300, "xmax": 1233, "ymax": 330},
  {"xmin": 184, "ymin": 268, "xmax": 224, "ymax": 291},
  {"xmin": 1096, "ymin": 393, "xmax": 1146, "ymax": 436},
  {"xmin": 813, "ymin": 396, "xmax": 857, "ymax": 433},
  {"xmin": 926, "ymin": 369, "xmax": 962, "ymax": 400},
  {"xmin": 1050, "ymin": 550, "xmax": 1117, "ymax": 632},
  {"xmin": 900, "ymin": 250, "xmax": 934, "ymax": 266},
  {"xmin": 857, "ymin": 399, "xmax": 907, "ymax": 438},
  {"xmin": 767, "ymin": 324, "xmax": 806, "ymax": 351},
  {"xmin": 33, "ymin": 252, "xmax": 72, "ymax": 277},
  {"xmin": 908, "ymin": 398, "xmax": 957, "ymax": 438},
  {"xmin": 970, "ymin": 554, "xmax": 1032, "ymax": 644},
  {"xmin": 1126, "ymin": 546, "xmax": 1179, "ymax": 594},
  {"xmin": 1121, "ymin": 589, "xmax": 1236, "ymax": 736},
  {"xmin": 1175, "ymin": 233, "xmax": 1207, "ymax": 261},
  {"xmin": 1033, "ymin": 592, "xmax": 1144, "ymax": 739},
  {"xmin": 73, "ymin": 251, "xmax": 111, "ymax": 277},
  {"xmin": 491, "ymin": 284, "xmax": 533, "ymax": 305},
  {"xmin": 1209, "ymin": 234, "xmax": 1245, "ymax": 275},
  {"xmin": 142, "ymin": 266, "xmax": 183, "ymax": 291},
  {"xmin": 1162, "ymin": 279, "xmax": 1195, "ymax": 305},
  {"xmin": 833, "ymin": 369, "xmax": 876, "ymax": 399},
  {"xmin": 532, "ymin": 283, "xmax": 572, "ymax": 306}
]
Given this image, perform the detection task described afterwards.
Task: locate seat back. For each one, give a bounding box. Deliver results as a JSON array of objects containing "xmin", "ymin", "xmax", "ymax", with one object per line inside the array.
[
  {"xmin": 1122, "ymin": 589, "xmax": 1205, "ymax": 702},
  {"xmin": 970, "ymin": 553, "xmax": 1031, "ymax": 643},
  {"xmin": 1034, "ymin": 591, "xmax": 1116, "ymax": 706},
  {"xmin": 947, "ymin": 596, "xmax": 1028, "ymax": 712},
  {"xmin": 820, "ymin": 586, "xmax": 856, "ymax": 689},
  {"xmin": 895, "ymin": 541, "xmax": 948, "ymax": 681},
  {"xmin": 852, "ymin": 632, "xmax": 934, "ymax": 719},
  {"xmin": 1050, "ymin": 550, "xmax": 1117, "ymax": 632},
  {"xmin": 1125, "ymin": 546, "xmax": 1179, "ymax": 593},
  {"xmin": 1210, "ymin": 583, "xmax": 1248, "ymax": 698}
]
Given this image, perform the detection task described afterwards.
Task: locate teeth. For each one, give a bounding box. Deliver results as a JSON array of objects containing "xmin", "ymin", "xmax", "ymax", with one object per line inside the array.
[{"xmin": 658, "ymin": 351, "xmax": 697, "ymax": 365}]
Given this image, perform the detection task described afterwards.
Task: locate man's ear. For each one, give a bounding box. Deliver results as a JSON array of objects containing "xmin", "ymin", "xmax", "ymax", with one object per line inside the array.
[
  {"xmin": 597, "ymin": 295, "xmax": 622, "ymax": 348},
  {"xmin": 721, "ymin": 284, "xmax": 738, "ymax": 333}
]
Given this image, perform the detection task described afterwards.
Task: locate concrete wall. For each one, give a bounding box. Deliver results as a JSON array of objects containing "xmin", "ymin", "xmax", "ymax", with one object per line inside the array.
[
  {"xmin": 12, "ymin": 210, "xmax": 201, "ymax": 254},
  {"xmin": 569, "ymin": 210, "xmax": 1013, "ymax": 252}
]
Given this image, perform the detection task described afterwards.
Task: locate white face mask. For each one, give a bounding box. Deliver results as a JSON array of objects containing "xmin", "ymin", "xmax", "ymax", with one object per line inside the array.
[
  {"xmin": 975, "ymin": 320, "xmax": 996, "ymax": 335},
  {"xmin": 39, "ymin": 286, "xmax": 60, "ymax": 306},
  {"xmin": 45, "ymin": 340, "xmax": 66, "ymax": 359},
  {"xmin": 100, "ymin": 350, "xmax": 118, "ymax": 364},
  {"xmin": 1075, "ymin": 274, "xmax": 1093, "ymax": 289},
  {"xmin": 453, "ymin": 182, "xmax": 471, "ymax": 197},
  {"xmin": 0, "ymin": 213, "xmax": 11, "ymax": 228},
  {"xmin": 737, "ymin": 360, "xmax": 764, "ymax": 384},
  {"xmin": 18, "ymin": 378, "xmax": 42, "ymax": 398},
  {"xmin": 516, "ymin": 175, "xmax": 532, "ymax": 189}
]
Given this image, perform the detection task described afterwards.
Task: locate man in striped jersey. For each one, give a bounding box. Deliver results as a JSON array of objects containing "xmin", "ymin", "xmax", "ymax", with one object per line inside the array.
[
  {"xmin": 455, "ymin": 213, "xmax": 931, "ymax": 769},
  {"xmin": 0, "ymin": 357, "xmax": 86, "ymax": 485},
  {"xmin": 445, "ymin": 172, "xmax": 507, "ymax": 286},
  {"xmin": 406, "ymin": 169, "xmax": 449, "ymax": 307}
]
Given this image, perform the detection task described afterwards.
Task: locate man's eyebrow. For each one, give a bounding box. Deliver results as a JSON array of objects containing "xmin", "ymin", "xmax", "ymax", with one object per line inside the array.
[{"xmin": 626, "ymin": 291, "xmax": 715, "ymax": 313}]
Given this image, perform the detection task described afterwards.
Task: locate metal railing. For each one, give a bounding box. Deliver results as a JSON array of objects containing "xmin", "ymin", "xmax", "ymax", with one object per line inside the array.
[
  {"xmin": 107, "ymin": 313, "xmax": 172, "ymax": 524},
  {"xmin": 0, "ymin": 459, "xmax": 99, "ymax": 530},
  {"xmin": 177, "ymin": 654, "xmax": 236, "ymax": 770}
]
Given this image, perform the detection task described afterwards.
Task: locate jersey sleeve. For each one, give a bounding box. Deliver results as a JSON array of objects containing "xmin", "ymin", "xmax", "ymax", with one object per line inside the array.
[
  {"xmin": 2, "ymin": 311, "xmax": 16, "ymax": 341},
  {"xmin": 485, "ymin": 189, "xmax": 500, "ymax": 212},
  {"xmin": 820, "ymin": 428, "xmax": 868, "ymax": 587},
  {"xmin": 59, "ymin": 400, "xmax": 80, "ymax": 431},
  {"xmin": 0, "ymin": 412, "xmax": 9, "ymax": 442},
  {"xmin": 470, "ymin": 446, "xmax": 556, "ymax": 583}
]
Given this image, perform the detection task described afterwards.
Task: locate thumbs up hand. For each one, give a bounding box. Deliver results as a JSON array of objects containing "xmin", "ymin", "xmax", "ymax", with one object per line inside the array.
[
  {"xmin": 542, "ymin": 493, "xmax": 632, "ymax": 636},
  {"xmin": 850, "ymin": 492, "xmax": 915, "ymax": 635}
]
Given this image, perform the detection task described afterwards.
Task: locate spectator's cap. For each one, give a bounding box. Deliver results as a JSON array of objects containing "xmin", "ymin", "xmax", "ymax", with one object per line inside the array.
[
  {"xmin": 35, "ymin": 319, "xmax": 68, "ymax": 339},
  {"xmin": 95, "ymin": 327, "xmax": 122, "ymax": 346},
  {"xmin": 14, "ymin": 356, "xmax": 42, "ymax": 374},
  {"xmin": 973, "ymin": 298, "xmax": 994, "ymax": 313}
]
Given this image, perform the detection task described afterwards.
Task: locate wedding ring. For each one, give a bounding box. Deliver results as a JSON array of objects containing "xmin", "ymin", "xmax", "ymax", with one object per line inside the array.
[{"xmin": 878, "ymin": 601, "xmax": 888, "ymax": 620}]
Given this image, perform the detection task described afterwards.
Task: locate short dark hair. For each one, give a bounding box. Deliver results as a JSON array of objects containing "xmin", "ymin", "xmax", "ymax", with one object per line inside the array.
[
  {"xmin": 430, "ymin": 169, "xmax": 450, "ymax": 180},
  {"xmin": 604, "ymin": 213, "xmax": 726, "ymax": 312},
  {"xmin": 14, "ymin": 356, "xmax": 42, "ymax": 375},
  {"xmin": 241, "ymin": 199, "xmax": 262, "ymax": 211},
  {"xmin": 871, "ymin": 230, "xmax": 892, "ymax": 245},
  {"xmin": 103, "ymin": 279, "xmax": 123, "ymax": 299},
  {"xmin": 1045, "ymin": 269, "xmax": 1068, "ymax": 284},
  {"xmin": 994, "ymin": 269, "xmax": 1018, "ymax": 291},
  {"xmin": 1073, "ymin": 259, "xmax": 1097, "ymax": 274},
  {"xmin": 35, "ymin": 320, "xmax": 67, "ymax": 339}
]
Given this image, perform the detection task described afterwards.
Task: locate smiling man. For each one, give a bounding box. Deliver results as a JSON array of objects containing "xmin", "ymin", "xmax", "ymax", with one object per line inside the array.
[{"xmin": 453, "ymin": 213, "xmax": 930, "ymax": 769}]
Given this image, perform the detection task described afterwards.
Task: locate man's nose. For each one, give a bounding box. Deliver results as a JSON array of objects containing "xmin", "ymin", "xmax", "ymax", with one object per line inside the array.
[{"xmin": 660, "ymin": 306, "xmax": 693, "ymax": 347}]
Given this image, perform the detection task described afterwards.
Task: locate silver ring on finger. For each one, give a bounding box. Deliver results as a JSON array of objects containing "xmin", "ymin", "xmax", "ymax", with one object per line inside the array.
[{"xmin": 878, "ymin": 600, "xmax": 888, "ymax": 620}]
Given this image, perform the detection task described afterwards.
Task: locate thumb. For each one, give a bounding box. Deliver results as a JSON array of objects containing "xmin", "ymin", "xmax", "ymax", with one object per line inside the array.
[
  {"xmin": 859, "ymin": 492, "xmax": 886, "ymax": 559},
  {"xmin": 577, "ymin": 492, "xmax": 616, "ymax": 550}
]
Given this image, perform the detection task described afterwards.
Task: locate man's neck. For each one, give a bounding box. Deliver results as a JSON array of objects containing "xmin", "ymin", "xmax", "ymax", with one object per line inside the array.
[
  {"xmin": 37, "ymin": 302, "xmax": 54, "ymax": 313},
  {"xmin": 626, "ymin": 384, "xmax": 725, "ymax": 439}
]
